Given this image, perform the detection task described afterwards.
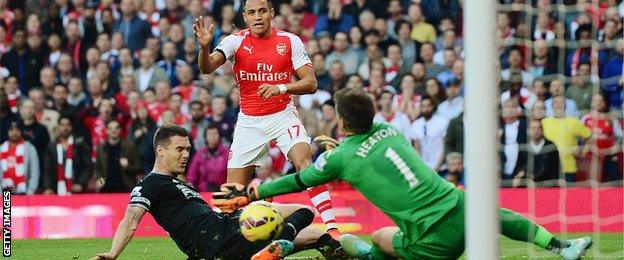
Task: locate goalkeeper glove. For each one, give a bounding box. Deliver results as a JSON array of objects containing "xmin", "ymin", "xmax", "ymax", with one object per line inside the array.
[
  {"xmin": 211, "ymin": 183, "xmax": 260, "ymax": 213},
  {"xmin": 313, "ymin": 135, "xmax": 341, "ymax": 151}
]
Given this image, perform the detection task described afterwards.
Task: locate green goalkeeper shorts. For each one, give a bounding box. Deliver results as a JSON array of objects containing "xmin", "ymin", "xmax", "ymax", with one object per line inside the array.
[{"xmin": 392, "ymin": 193, "xmax": 466, "ymax": 259}]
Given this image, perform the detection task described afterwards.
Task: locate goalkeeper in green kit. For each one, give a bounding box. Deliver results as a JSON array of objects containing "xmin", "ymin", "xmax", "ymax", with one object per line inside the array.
[{"xmin": 213, "ymin": 88, "xmax": 592, "ymax": 260}]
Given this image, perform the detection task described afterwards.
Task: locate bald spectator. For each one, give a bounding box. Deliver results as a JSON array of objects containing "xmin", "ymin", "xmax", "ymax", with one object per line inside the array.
[
  {"xmin": 530, "ymin": 39, "xmax": 557, "ymax": 78},
  {"xmin": 56, "ymin": 53, "xmax": 75, "ymax": 86},
  {"xmin": 18, "ymin": 99, "xmax": 50, "ymax": 182},
  {"xmin": 28, "ymin": 88, "xmax": 59, "ymax": 140}
]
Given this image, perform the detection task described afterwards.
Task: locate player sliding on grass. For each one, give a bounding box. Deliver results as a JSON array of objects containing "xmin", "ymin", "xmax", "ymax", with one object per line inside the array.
[
  {"xmin": 91, "ymin": 125, "xmax": 345, "ymax": 260},
  {"xmin": 213, "ymin": 88, "xmax": 593, "ymax": 260},
  {"xmin": 193, "ymin": 0, "xmax": 340, "ymax": 239}
]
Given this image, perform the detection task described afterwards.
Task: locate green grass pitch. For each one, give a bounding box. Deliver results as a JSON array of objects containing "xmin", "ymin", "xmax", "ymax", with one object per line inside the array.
[{"xmin": 10, "ymin": 233, "xmax": 623, "ymax": 259}]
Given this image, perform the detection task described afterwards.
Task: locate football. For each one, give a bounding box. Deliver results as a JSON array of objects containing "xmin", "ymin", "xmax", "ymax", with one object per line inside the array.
[{"xmin": 239, "ymin": 203, "xmax": 284, "ymax": 242}]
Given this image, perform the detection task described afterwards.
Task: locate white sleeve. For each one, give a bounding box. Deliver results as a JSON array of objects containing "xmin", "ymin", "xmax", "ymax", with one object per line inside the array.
[
  {"xmin": 289, "ymin": 35, "xmax": 312, "ymax": 70},
  {"xmin": 214, "ymin": 34, "xmax": 242, "ymax": 62}
]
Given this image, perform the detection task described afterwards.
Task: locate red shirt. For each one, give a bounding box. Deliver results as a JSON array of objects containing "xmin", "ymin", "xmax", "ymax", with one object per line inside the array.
[
  {"xmin": 582, "ymin": 114, "xmax": 618, "ymax": 149},
  {"xmin": 147, "ymin": 102, "xmax": 168, "ymax": 122},
  {"xmin": 215, "ymin": 28, "xmax": 312, "ymax": 116},
  {"xmin": 172, "ymin": 84, "xmax": 198, "ymax": 104}
]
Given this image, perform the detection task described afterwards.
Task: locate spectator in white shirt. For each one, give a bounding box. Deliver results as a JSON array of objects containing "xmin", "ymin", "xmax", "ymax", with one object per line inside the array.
[
  {"xmin": 410, "ymin": 96, "xmax": 449, "ymax": 171},
  {"xmin": 374, "ymin": 90, "xmax": 412, "ymax": 135},
  {"xmin": 436, "ymin": 78, "xmax": 464, "ymax": 120}
]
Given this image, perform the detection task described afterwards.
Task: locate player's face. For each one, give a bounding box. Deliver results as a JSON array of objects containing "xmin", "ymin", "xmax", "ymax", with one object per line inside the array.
[
  {"xmin": 159, "ymin": 136, "xmax": 191, "ymax": 175},
  {"xmin": 243, "ymin": 0, "xmax": 274, "ymax": 36}
]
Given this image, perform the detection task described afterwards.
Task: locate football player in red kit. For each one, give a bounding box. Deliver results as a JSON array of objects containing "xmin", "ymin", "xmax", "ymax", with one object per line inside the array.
[{"xmin": 193, "ymin": 0, "xmax": 340, "ymax": 238}]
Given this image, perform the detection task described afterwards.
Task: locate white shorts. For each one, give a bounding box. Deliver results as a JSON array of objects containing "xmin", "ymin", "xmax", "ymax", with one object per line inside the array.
[{"xmin": 228, "ymin": 105, "xmax": 311, "ymax": 168}]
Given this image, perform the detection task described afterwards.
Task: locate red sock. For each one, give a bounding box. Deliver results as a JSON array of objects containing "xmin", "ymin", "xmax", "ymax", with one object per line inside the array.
[{"xmin": 307, "ymin": 185, "xmax": 338, "ymax": 231}]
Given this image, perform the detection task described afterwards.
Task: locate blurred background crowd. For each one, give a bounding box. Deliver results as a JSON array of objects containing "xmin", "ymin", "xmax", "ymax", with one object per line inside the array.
[{"xmin": 0, "ymin": 0, "xmax": 622, "ymax": 195}]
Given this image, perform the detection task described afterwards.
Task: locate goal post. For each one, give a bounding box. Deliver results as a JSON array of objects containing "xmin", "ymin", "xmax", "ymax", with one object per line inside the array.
[{"xmin": 464, "ymin": 0, "xmax": 500, "ymax": 259}]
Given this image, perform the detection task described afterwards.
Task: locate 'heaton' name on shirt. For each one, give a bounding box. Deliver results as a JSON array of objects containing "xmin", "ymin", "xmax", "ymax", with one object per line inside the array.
[{"xmin": 356, "ymin": 127, "xmax": 399, "ymax": 158}]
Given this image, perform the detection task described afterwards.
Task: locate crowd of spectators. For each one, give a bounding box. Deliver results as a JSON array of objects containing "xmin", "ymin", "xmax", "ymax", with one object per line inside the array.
[{"xmin": 0, "ymin": 0, "xmax": 622, "ymax": 195}]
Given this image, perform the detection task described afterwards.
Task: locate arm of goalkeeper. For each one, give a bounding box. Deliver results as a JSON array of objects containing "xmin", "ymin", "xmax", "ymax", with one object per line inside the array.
[
  {"xmin": 211, "ymin": 183, "xmax": 260, "ymax": 213},
  {"xmin": 313, "ymin": 135, "xmax": 341, "ymax": 151}
]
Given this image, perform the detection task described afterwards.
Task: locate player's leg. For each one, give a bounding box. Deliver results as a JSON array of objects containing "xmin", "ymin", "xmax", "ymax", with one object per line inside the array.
[
  {"xmin": 273, "ymin": 108, "xmax": 339, "ymax": 236},
  {"xmin": 258, "ymin": 202, "xmax": 316, "ymax": 242},
  {"xmin": 289, "ymin": 143, "xmax": 339, "ymax": 232},
  {"xmin": 227, "ymin": 166, "xmax": 256, "ymax": 185},
  {"xmin": 227, "ymin": 117, "xmax": 271, "ymax": 185},
  {"xmin": 499, "ymin": 208, "xmax": 592, "ymax": 258},
  {"xmin": 370, "ymin": 227, "xmax": 401, "ymax": 259},
  {"xmin": 339, "ymin": 227, "xmax": 399, "ymax": 260},
  {"xmin": 252, "ymin": 203, "xmax": 346, "ymax": 260}
]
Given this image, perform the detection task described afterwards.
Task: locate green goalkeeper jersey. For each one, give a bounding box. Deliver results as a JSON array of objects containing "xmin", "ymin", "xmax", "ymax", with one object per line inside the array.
[{"xmin": 258, "ymin": 122, "xmax": 461, "ymax": 241}]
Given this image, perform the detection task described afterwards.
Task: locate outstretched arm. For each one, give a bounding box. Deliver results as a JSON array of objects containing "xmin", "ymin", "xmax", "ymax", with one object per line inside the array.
[
  {"xmin": 194, "ymin": 16, "xmax": 226, "ymax": 74},
  {"xmin": 213, "ymin": 150, "xmax": 341, "ymax": 212},
  {"xmin": 92, "ymin": 205, "xmax": 147, "ymax": 259}
]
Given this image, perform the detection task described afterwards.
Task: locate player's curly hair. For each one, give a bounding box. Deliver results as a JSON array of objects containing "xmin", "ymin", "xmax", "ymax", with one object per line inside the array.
[{"xmin": 333, "ymin": 88, "xmax": 375, "ymax": 134}]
